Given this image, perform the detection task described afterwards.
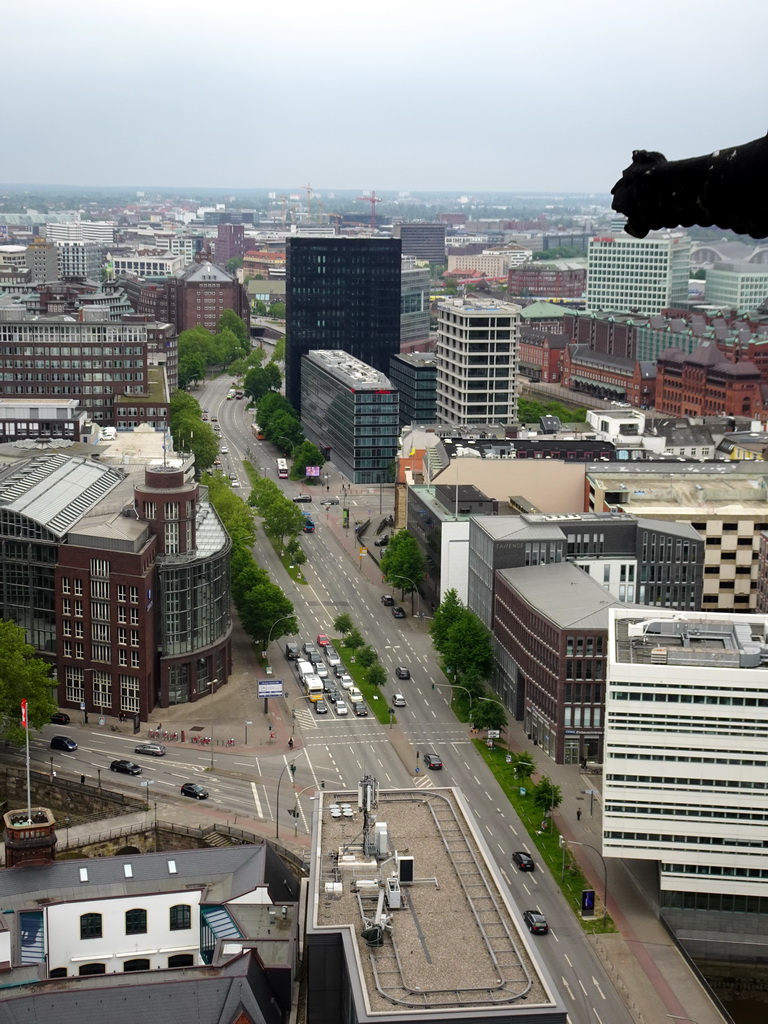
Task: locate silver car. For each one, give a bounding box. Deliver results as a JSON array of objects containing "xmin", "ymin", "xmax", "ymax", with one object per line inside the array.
[
  {"xmin": 134, "ymin": 742, "xmax": 166, "ymax": 757},
  {"xmin": 325, "ymin": 647, "xmax": 341, "ymax": 667},
  {"xmin": 314, "ymin": 663, "xmax": 329, "ymax": 680}
]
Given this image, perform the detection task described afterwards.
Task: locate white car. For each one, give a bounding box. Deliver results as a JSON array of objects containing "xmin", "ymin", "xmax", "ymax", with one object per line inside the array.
[
  {"xmin": 231, "ymin": 479, "xmax": 240, "ymax": 487},
  {"xmin": 220, "ymin": 445, "xmax": 229, "ymax": 454},
  {"xmin": 314, "ymin": 664, "xmax": 329, "ymax": 680},
  {"xmin": 335, "ymin": 700, "xmax": 349, "ymax": 716},
  {"xmin": 392, "ymin": 693, "xmax": 407, "ymax": 707},
  {"xmin": 348, "ymin": 687, "xmax": 363, "ymax": 704},
  {"xmin": 339, "ymin": 675, "xmax": 354, "ymax": 689},
  {"xmin": 325, "ymin": 647, "xmax": 341, "ymax": 667}
]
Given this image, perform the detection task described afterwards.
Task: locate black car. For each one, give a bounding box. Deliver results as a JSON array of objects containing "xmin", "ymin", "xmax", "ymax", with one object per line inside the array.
[
  {"xmin": 321, "ymin": 497, "xmax": 339, "ymax": 506},
  {"xmin": 523, "ymin": 910, "xmax": 549, "ymax": 935},
  {"xmin": 381, "ymin": 594, "xmax": 395, "ymax": 606},
  {"xmin": 110, "ymin": 759, "xmax": 143, "ymax": 776},
  {"xmin": 50, "ymin": 736, "xmax": 77, "ymax": 752},
  {"xmin": 314, "ymin": 700, "xmax": 329, "ymax": 715},
  {"xmin": 334, "ymin": 663, "xmax": 348, "ymax": 678},
  {"xmin": 374, "ymin": 535, "xmax": 389, "ymax": 547},
  {"xmin": 354, "ymin": 702, "xmax": 369, "ymax": 717},
  {"xmin": 423, "ymin": 753, "xmax": 442, "ymax": 770},
  {"xmin": 392, "ymin": 606, "xmax": 406, "ymax": 619},
  {"xmin": 285, "ymin": 642, "xmax": 301, "ymax": 660},
  {"xmin": 293, "ymin": 494, "xmax": 312, "ymax": 503},
  {"xmin": 513, "ymin": 851, "xmax": 535, "ymax": 871},
  {"xmin": 395, "ymin": 665, "xmax": 410, "ymax": 680},
  {"xmin": 303, "ymin": 642, "xmax": 318, "ymax": 657},
  {"xmin": 181, "ymin": 782, "xmax": 209, "ymax": 800},
  {"xmin": 51, "ymin": 711, "xmax": 71, "ymax": 725}
]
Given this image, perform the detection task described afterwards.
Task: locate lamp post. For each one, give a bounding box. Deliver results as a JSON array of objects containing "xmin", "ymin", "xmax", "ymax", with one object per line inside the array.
[
  {"xmin": 265, "ymin": 614, "xmax": 296, "ymax": 681},
  {"xmin": 568, "ymin": 838, "xmax": 609, "ymax": 926},
  {"xmin": 276, "ymin": 749, "xmax": 306, "ymax": 840},
  {"xmin": 244, "ymin": 720, "xmax": 253, "ymax": 745},
  {"xmin": 388, "ymin": 573, "xmax": 420, "ymax": 618},
  {"xmin": 289, "ymin": 784, "xmax": 321, "ymax": 837}
]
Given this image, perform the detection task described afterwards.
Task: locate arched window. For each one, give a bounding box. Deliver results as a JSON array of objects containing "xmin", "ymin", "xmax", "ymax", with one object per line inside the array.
[
  {"xmin": 125, "ymin": 908, "xmax": 147, "ymax": 935},
  {"xmin": 168, "ymin": 954, "xmax": 194, "ymax": 968},
  {"xmin": 49, "ymin": 967, "xmax": 67, "ymax": 978},
  {"xmin": 79, "ymin": 962, "xmax": 106, "ymax": 976},
  {"xmin": 80, "ymin": 913, "xmax": 102, "ymax": 940},
  {"xmin": 124, "ymin": 958, "xmax": 150, "ymax": 972},
  {"xmin": 169, "ymin": 904, "xmax": 191, "ymax": 930}
]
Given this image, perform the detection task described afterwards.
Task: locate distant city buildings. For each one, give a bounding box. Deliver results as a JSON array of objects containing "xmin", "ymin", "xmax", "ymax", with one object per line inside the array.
[
  {"xmin": 586, "ymin": 232, "xmax": 691, "ymax": 315},
  {"xmin": 392, "ymin": 221, "xmax": 446, "ymax": 262},
  {"xmin": 704, "ymin": 260, "xmax": 768, "ymax": 313}
]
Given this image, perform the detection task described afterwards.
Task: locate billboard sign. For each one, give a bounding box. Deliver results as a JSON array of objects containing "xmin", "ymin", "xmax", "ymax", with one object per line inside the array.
[
  {"xmin": 305, "ymin": 466, "xmax": 321, "ymax": 478},
  {"xmin": 258, "ymin": 679, "xmax": 284, "ymax": 699}
]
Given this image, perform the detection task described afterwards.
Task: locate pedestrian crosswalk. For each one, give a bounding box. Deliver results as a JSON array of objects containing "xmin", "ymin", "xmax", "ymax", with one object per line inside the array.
[
  {"xmin": 293, "ymin": 708, "xmax": 317, "ymax": 731},
  {"xmin": 413, "ymin": 774, "xmax": 434, "ymax": 789}
]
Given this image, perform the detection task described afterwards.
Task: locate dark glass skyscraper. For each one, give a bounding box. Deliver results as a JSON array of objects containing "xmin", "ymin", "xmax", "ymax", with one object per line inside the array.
[{"xmin": 285, "ymin": 237, "xmax": 402, "ymax": 411}]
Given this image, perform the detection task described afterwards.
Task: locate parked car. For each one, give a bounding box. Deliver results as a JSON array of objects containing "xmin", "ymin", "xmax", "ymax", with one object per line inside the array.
[
  {"xmin": 512, "ymin": 851, "xmax": 535, "ymax": 872},
  {"xmin": 134, "ymin": 743, "xmax": 166, "ymax": 757},
  {"xmin": 381, "ymin": 594, "xmax": 395, "ymax": 606},
  {"xmin": 374, "ymin": 535, "xmax": 389, "ymax": 547},
  {"xmin": 50, "ymin": 735, "xmax": 77, "ymax": 752},
  {"xmin": 293, "ymin": 494, "xmax": 312, "ymax": 503},
  {"xmin": 354, "ymin": 702, "xmax": 369, "ymax": 717},
  {"xmin": 180, "ymin": 783, "xmax": 209, "ymax": 800},
  {"xmin": 316, "ymin": 633, "xmax": 331, "ymax": 647},
  {"xmin": 392, "ymin": 693, "xmax": 407, "ymax": 707},
  {"xmin": 51, "ymin": 711, "xmax": 71, "ymax": 725},
  {"xmin": 522, "ymin": 910, "xmax": 549, "ymax": 935},
  {"xmin": 110, "ymin": 759, "xmax": 143, "ymax": 776},
  {"xmin": 325, "ymin": 647, "xmax": 341, "ymax": 667},
  {"xmin": 335, "ymin": 700, "xmax": 349, "ymax": 716},
  {"xmin": 423, "ymin": 753, "xmax": 443, "ymax": 770},
  {"xmin": 314, "ymin": 700, "xmax": 329, "ymax": 715},
  {"xmin": 395, "ymin": 665, "xmax": 410, "ymax": 680},
  {"xmin": 392, "ymin": 606, "xmax": 406, "ymax": 619},
  {"xmin": 321, "ymin": 497, "xmax": 339, "ymax": 506}
]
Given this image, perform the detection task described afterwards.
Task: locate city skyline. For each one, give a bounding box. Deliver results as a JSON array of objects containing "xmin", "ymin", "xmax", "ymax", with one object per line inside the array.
[{"xmin": 4, "ymin": 0, "xmax": 767, "ymax": 194}]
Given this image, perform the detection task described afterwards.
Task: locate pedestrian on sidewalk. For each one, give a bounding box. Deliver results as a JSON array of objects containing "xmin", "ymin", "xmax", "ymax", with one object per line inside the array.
[
  {"xmin": 80, "ymin": 774, "xmax": 85, "ymax": 785},
  {"xmin": 288, "ymin": 737, "xmax": 294, "ymax": 750},
  {"xmin": 576, "ymin": 808, "xmax": 582, "ymax": 821}
]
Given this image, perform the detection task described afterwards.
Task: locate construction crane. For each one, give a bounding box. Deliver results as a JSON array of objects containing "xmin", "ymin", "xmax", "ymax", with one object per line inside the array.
[
  {"xmin": 356, "ymin": 191, "xmax": 381, "ymax": 230},
  {"xmin": 302, "ymin": 183, "xmax": 313, "ymax": 221}
]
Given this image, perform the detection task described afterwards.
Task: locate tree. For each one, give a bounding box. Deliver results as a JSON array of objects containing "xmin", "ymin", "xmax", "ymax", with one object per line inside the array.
[
  {"xmin": 262, "ymin": 497, "xmax": 306, "ymax": 548},
  {"xmin": 268, "ymin": 412, "xmax": 304, "ymax": 451},
  {"xmin": 357, "ymin": 645, "xmax": 378, "ymax": 669},
  {"xmin": 226, "ymin": 257, "xmax": 244, "ymax": 275},
  {"xmin": 345, "ymin": 627, "xmax": 364, "ymax": 651},
  {"xmin": 244, "ymin": 365, "xmax": 281, "ymax": 404},
  {"xmin": 431, "ymin": 588, "xmax": 464, "ymax": 655},
  {"xmin": 441, "ymin": 609, "xmax": 494, "ymax": 683},
  {"xmin": 169, "ymin": 389, "xmax": 201, "ymax": 421},
  {"xmin": 532, "ymin": 777, "xmax": 563, "ymax": 816},
  {"xmin": 172, "ymin": 415, "xmax": 218, "ymax": 471},
  {"xmin": 0, "ymin": 620, "xmax": 57, "ymax": 744},
  {"xmin": 291, "ymin": 440, "xmax": 325, "ymax": 480},
  {"xmin": 236, "ymin": 579, "xmax": 297, "ymax": 648},
  {"xmin": 366, "ymin": 663, "xmax": 387, "ymax": 688},
  {"xmin": 471, "ymin": 696, "xmax": 507, "ymax": 732},
  {"xmin": 271, "ymin": 337, "xmax": 286, "ymax": 363},
  {"xmin": 512, "ymin": 752, "xmax": 536, "ymax": 782},
  {"xmin": 333, "ymin": 613, "xmax": 354, "ymax": 636},
  {"xmin": 178, "ymin": 352, "xmax": 207, "ymax": 390},
  {"xmin": 380, "ymin": 531, "xmax": 425, "ymax": 609},
  {"xmin": 217, "ymin": 309, "xmax": 249, "ymax": 349},
  {"xmin": 252, "ymin": 298, "xmax": 267, "ymax": 316},
  {"xmin": 270, "ymin": 301, "xmax": 286, "ymax": 318}
]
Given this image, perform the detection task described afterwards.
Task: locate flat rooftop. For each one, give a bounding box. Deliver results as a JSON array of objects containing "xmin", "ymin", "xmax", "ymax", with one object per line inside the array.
[
  {"xmin": 308, "ymin": 786, "xmax": 565, "ymax": 1022},
  {"xmin": 305, "ymin": 349, "xmax": 393, "ymax": 390},
  {"xmin": 613, "ymin": 613, "xmax": 768, "ymax": 671}
]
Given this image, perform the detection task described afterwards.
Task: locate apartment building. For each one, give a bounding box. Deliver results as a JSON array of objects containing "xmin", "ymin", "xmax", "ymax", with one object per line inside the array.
[
  {"xmin": 705, "ymin": 260, "xmax": 768, "ymax": 313},
  {"xmin": 586, "ymin": 232, "xmax": 691, "ymax": 315}
]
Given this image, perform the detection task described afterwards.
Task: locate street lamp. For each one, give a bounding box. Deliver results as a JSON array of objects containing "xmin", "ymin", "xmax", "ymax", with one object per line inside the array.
[
  {"xmin": 244, "ymin": 720, "xmax": 253, "ymax": 745},
  {"xmin": 387, "ymin": 573, "xmax": 420, "ymax": 617},
  {"xmin": 567, "ymin": 838, "xmax": 609, "ymax": 926},
  {"xmin": 273, "ymin": 435, "xmax": 294, "ymax": 456},
  {"xmin": 276, "ymin": 749, "xmax": 306, "ymax": 840},
  {"xmin": 265, "ymin": 614, "xmax": 296, "ymax": 676}
]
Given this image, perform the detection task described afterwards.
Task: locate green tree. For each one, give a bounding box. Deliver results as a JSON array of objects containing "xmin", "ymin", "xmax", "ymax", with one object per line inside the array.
[
  {"xmin": 172, "ymin": 415, "xmax": 218, "ymax": 471},
  {"xmin": 441, "ymin": 609, "xmax": 494, "ymax": 683},
  {"xmin": 380, "ymin": 531, "xmax": 425, "ymax": 610},
  {"xmin": 169, "ymin": 389, "xmax": 201, "ymax": 421},
  {"xmin": 236, "ymin": 581, "xmax": 297, "ymax": 648},
  {"xmin": 252, "ymin": 298, "xmax": 268, "ymax": 316},
  {"xmin": 263, "ymin": 497, "xmax": 306, "ymax": 549},
  {"xmin": 471, "ymin": 695, "xmax": 507, "ymax": 732},
  {"xmin": 345, "ymin": 627, "xmax": 364, "ymax": 651},
  {"xmin": 431, "ymin": 588, "xmax": 464, "ymax": 655},
  {"xmin": 268, "ymin": 412, "xmax": 304, "ymax": 451},
  {"xmin": 217, "ymin": 309, "xmax": 249, "ymax": 349},
  {"xmin": 333, "ymin": 613, "xmax": 354, "ymax": 636},
  {"xmin": 512, "ymin": 752, "xmax": 536, "ymax": 782},
  {"xmin": 0, "ymin": 620, "xmax": 57, "ymax": 744},
  {"xmin": 357, "ymin": 645, "xmax": 378, "ymax": 669},
  {"xmin": 178, "ymin": 352, "xmax": 207, "ymax": 390},
  {"xmin": 291, "ymin": 440, "xmax": 325, "ymax": 480},
  {"xmin": 366, "ymin": 662, "xmax": 387, "ymax": 688},
  {"xmin": 271, "ymin": 337, "xmax": 286, "ymax": 363},
  {"xmin": 244, "ymin": 365, "xmax": 282, "ymax": 404},
  {"xmin": 270, "ymin": 301, "xmax": 286, "ymax": 318},
  {"xmin": 226, "ymin": 257, "xmax": 244, "ymax": 275},
  {"xmin": 285, "ymin": 538, "xmax": 307, "ymax": 567},
  {"xmin": 532, "ymin": 777, "xmax": 563, "ymax": 815}
]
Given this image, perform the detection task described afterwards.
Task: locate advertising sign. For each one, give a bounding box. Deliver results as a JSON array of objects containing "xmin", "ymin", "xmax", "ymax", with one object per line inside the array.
[
  {"xmin": 258, "ymin": 679, "xmax": 284, "ymax": 699},
  {"xmin": 305, "ymin": 466, "xmax": 321, "ymax": 478}
]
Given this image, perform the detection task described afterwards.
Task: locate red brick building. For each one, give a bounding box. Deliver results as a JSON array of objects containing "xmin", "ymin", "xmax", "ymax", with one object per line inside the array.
[
  {"xmin": 165, "ymin": 261, "xmax": 250, "ymax": 334},
  {"xmin": 561, "ymin": 343, "xmax": 656, "ymax": 406},
  {"xmin": 508, "ymin": 262, "xmax": 586, "ymax": 300},
  {"xmin": 656, "ymin": 339, "xmax": 766, "ymax": 420},
  {"xmin": 518, "ymin": 328, "xmax": 567, "ymax": 382}
]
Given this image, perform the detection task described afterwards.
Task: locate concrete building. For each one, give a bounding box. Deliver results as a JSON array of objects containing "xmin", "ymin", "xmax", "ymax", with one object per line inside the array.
[
  {"xmin": 286, "ymin": 237, "xmax": 402, "ymax": 412},
  {"xmin": 400, "ymin": 264, "xmax": 431, "ymax": 349},
  {"xmin": 0, "ymin": 398, "xmax": 88, "ymax": 443},
  {"xmin": 46, "ymin": 220, "xmax": 115, "ymax": 245},
  {"xmin": 392, "ymin": 221, "xmax": 446, "ymax": 262},
  {"xmin": 306, "ymin": 780, "xmax": 567, "ymax": 1024},
  {"xmin": 301, "ymin": 350, "xmax": 399, "ymax": 484},
  {"xmin": 586, "ymin": 232, "xmax": 691, "ymax": 315},
  {"xmin": 705, "ymin": 260, "xmax": 768, "ymax": 312},
  {"xmin": 508, "ymin": 259, "xmax": 586, "ymax": 300},
  {"xmin": 586, "ymin": 461, "xmax": 768, "ymax": 612},
  {"xmin": 388, "ymin": 351, "xmax": 437, "ymax": 426},
  {"xmin": 447, "ymin": 252, "xmax": 516, "ymax": 277},
  {"xmin": 436, "ymin": 298, "xmax": 520, "ymax": 425},
  {"xmin": 112, "ymin": 253, "xmax": 185, "ymax": 279},
  {"xmin": 604, "ymin": 608, "xmax": 768, "ymax": 963},
  {"xmin": 0, "ymin": 244, "xmax": 29, "ymax": 268},
  {"xmin": 25, "ymin": 237, "xmax": 59, "ymax": 282},
  {"xmin": 57, "ymin": 241, "xmax": 102, "ymax": 281}
]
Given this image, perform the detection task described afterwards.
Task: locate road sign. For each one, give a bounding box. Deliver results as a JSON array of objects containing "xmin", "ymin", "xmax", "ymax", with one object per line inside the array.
[
  {"xmin": 258, "ymin": 679, "xmax": 283, "ymax": 699},
  {"xmin": 359, "ymin": 548, "xmax": 367, "ymax": 556},
  {"xmin": 486, "ymin": 729, "xmax": 500, "ymax": 738}
]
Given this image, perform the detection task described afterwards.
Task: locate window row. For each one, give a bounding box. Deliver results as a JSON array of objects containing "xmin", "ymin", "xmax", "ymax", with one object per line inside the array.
[
  {"xmin": 53, "ymin": 954, "xmax": 194, "ymax": 977},
  {"xmin": 81, "ymin": 904, "xmax": 191, "ymax": 939}
]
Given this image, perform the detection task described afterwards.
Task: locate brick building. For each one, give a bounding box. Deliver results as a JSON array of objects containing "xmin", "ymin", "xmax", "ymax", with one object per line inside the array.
[
  {"xmin": 214, "ymin": 224, "xmax": 246, "ymax": 266},
  {"xmin": 508, "ymin": 260, "xmax": 586, "ymax": 300},
  {"xmin": 517, "ymin": 327, "xmax": 567, "ymax": 382},
  {"xmin": 165, "ymin": 261, "xmax": 250, "ymax": 334},
  {"xmin": 656, "ymin": 339, "xmax": 766, "ymax": 420},
  {"xmin": 561, "ymin": 344, "xmax": 657, "ymax": 407}
]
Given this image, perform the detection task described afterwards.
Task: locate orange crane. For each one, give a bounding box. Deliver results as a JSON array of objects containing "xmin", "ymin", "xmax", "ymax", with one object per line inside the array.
[{"xmin": 356, "ymin": 191, "xmax": 381, "ymax": 230}]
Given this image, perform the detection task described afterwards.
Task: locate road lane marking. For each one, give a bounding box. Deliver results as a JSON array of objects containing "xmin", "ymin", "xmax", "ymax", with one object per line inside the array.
[{"xmin": 250, "ymin": 781, "xmax": 263, "ymax": 818}]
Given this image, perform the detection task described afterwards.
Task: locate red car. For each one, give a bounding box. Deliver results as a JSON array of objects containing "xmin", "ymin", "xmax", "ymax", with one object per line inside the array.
[{"xmin": 316, "ymin": 633, "xmax": 331, "ymax": 647}]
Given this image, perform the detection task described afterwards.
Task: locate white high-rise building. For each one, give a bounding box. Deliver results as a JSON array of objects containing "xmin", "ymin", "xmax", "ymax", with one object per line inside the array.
[
  {"xmin": 57, "ymin": 241, "xmax": 102, "ymax": 280},
  {"xmin": 586, "ymin": 232, "xmax": 691, "ymax": 315},
  {"xmin": 436, "ymin": 297, "xmax": 520, "ymax": 425},
  {"xmin": 604, "ymin": 608, "xmax": 768, "ymax": 962}
]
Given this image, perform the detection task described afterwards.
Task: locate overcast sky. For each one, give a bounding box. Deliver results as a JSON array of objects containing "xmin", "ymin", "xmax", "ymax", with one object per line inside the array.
[{"xmin": 4, "ymin": 0, "xmax": 767, "ymax": 195}]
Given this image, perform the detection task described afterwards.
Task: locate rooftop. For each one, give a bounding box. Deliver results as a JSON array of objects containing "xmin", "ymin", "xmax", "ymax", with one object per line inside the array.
[
  {"xmin": 498, "ymin": 562, "xmax": 626, "ymax": 630},
  {"xmin": 305, "ymin": 349, "xmax": 393, "ymax": 390},
  {"xmin": 612, "ymin": 612, "xmax": 768, "ymax": 671}
]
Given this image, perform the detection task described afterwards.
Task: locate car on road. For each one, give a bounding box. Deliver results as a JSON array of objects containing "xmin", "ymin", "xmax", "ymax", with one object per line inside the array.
[
  {"xmin": 423, "ymin": 753, "xmax": 442, "ymax": 770},
  {"xmin": 180, "ymin": 783, "xmax": 209, "ymax": 800},
  {"xmin": 522, "ymin": 910, "xmax": 548, "ymax": 935},
  {"xmin": 381, "ymin": 594, "xmax": 395, "ymax": 606},
  {"xmin": 374, "ymin": 535, "xmax": 389, "ymax": 547},
  {"xmin": 354, "ymin": 702, "xmax": 369, "ymax": 717},
  {"xmin": 213, "ymin": 457, "xmax": 222, "ymax": 466},
  {"xmin": 392, "ymin": 693, "xmax": 407, "ymax": 707},
  {"xmin": 303, "ymin": 642, "xmax": 318, "ymax": 658},
  {"xmin": 321, "ymin": 497, "xmax": 339, "ymax": 506},
  {"xmin": 512, "ymin": 851, "xmax": 535, "ymax": 871},
  {"xmin": 110, "ymin": 759, "xmax": 143, "ymax": 776},
  {"xmin": 293, "ymin": 494, "xmax": 312, "ymax": 503},
  {"xmin": 348, "ymin": 687, "xmax": 363, "ymax": 704},
  {"xmin": 325, "ymin": 646, "xmax": 341, "ymax": 667},
  {"xmin": 231, "ymin": 479, "xmax": 240, "ymax": 487},
  {"xmin": 325, "ymin": 685, "xmax": 340, "ymax": 703},
  {"xmin": 51, "ymin": 711, "xmax": 71, "ymax": 725},
  {"xmin": 314, "ymin": 700, "xmax": 329, "ymax": 715},
  {"xmin": 314, "ymin": 664, "xmax": 329, "ymax": 680},
  {"xmin": 285, "ymin": 642, "xmax": 301, "ymax": 660},
  {"xmin": 335, "ymin": 700, "xmax": 349, "ymax": 716},
  {"xmin": 316, "ymin": 633, "xmax": 330, "ymax": 647},
  {"xmin": 134, "ymin": 743, "xmax": 166, "ymax": 757},
  {"xmin": 50, "ymin": 736, "xmax": 77, "ymax": 752},
  {"xmin": 220, "ymin": 445, "xmax": 229, "ymax": 453},
  {"xmin": 392, "ymin": 606, "xmax": 406, "ymax": 619},
  {"xmin": 334, "ymin": 663, "xmax": 348, "ymax": 678},
  {"xmin": 395, "ymin": 666, "xmax": 410, "ymax": 680},
  {"xmin": 339, "ymin": 675, "xmax": 354, "ymax": 689}
]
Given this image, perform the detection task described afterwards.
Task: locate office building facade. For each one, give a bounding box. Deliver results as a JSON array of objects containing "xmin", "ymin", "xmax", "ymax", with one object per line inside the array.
[
  {"xmin": 586, "ymin": 232, "xmax": 691, "ymax": 315},
  {"xmin": 388, "ymin": 350, "xmax": 437, "ymax": 426},
  {"xmin": 705, "ymin": 260, "xmax": 768, "ymax": 313},
  {"xmin": 300, "ymin": 350, "xmax": 398, "ymax": 484},
  {"xmin": 436, "ymin": 298, "xmax": 520, "ymax": 425},
  {"xmin": 400, "ymin": 264, "xmax": 431, "ymax": 348},
  {"xmin": 285, "ymin": 237, "xmax": 402, "ymax": 411},
  {"xmin": 392, "ymin": 222, "xmax": 446, "ymax": 262}
]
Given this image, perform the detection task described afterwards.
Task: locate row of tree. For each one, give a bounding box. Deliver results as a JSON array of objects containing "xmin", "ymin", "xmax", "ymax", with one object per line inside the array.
[
  {"xmin": 205, "ymin": 474, "xmax": 298, "ymax": 649},
  {"xmin": 169, "ymin": 390, "xmax": 219, "ymax": 472},
  {"xmin": 254, "ymin": 392, "xmax": 326, "ymax": 481},
  {"xmin": 248, "ymin": 475, "xmax": 308, "ymax": 553},
  {"xmin": 379, "ymin": 530, "xmax": 426, "ymax": 605},
  {"xmin": 332, "ymin": 614, "xmax": 387, "ymax": 689},
  {"xmin": 177, "ymin": 311, "xmax": 252, "ymax": 391}
]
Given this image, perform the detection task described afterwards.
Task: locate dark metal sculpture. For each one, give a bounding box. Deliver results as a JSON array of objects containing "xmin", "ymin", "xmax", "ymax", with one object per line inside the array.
[{"xmin": 611, "ymin": 134, "xmax": 768, "ymax": 240}]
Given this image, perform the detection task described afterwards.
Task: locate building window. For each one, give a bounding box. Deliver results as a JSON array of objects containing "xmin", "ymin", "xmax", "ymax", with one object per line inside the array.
[
  {"xmin": 93, "ymin": 671, "xmax": 112, "ymax": 707},
  {"xmin": 65, "ymin": 668, "xmax": 84, "ymax": 704},
  {"xmin": 120, "ymin": 675, "xmax": 140, "ymax": 712},
  {"xmin": 170, "ymin": 904, "xmax": 191, "ymax": 930},
  {"xmin": 80, "ymin": 913, "xmax": 102, "ymax": 939},
  {"xmin": 79, "ymin": 963, "xmax": 106, "ymax": 976},
  {"xmin": 168, "ymin": 954, "xmax": 194, "ymax": 968},
  {"xmin": 90, "ymin": 558, "xmax": 110, "ymax": 579},
  {"xmin": 125, "ymin": 909, "xmax": 147, "ymax": 935},
  {"xmin": 123, "ymin": 958, "xmax": 150, "ymax": 972}
]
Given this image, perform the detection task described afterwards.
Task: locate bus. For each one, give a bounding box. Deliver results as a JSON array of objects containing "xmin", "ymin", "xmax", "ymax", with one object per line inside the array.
[{"xmin": 277, "ymin": 458, "xmax": 289, "ymax": 479}]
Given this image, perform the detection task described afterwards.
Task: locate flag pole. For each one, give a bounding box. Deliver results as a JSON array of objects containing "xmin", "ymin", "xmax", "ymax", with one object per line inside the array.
[{"xmin": 21, "ymin": 699, "xmax": 31, "ymax": 823}]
